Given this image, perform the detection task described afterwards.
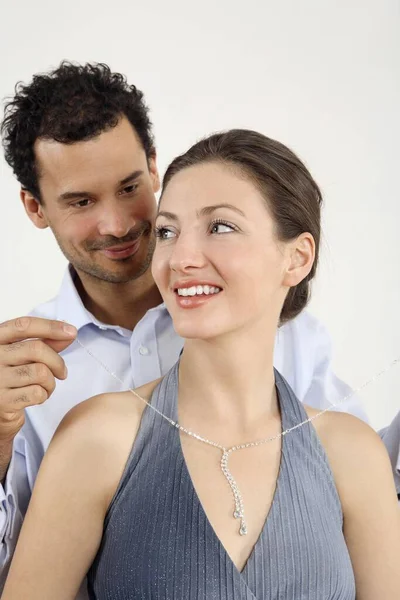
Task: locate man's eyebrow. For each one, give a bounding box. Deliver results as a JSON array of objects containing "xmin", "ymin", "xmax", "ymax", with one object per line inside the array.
[
  {"xmin": 58, "ymin": 190, "xmax": 91, "ymax": 202},
  {"xmin": 58, "ymin": 170, "xmax": 144, "ymax": 202},
  {"xmin": 156, "ymin": 203, "xmax": 246, "ymax": 221},
  {"xmin": 119, "ymin": 170, "xmax": 144, "ymax": 186}
]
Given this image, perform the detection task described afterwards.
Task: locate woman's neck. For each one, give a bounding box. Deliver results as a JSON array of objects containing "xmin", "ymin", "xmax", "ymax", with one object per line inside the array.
[{"xmin": 178, "ymin": 320, "xmax": 280, "ymax": 436}]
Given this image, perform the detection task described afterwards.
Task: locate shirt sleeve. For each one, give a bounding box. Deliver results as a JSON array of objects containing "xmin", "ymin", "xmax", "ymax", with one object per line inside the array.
[
  {"xmin": 275, "ymin": 311, "xmax": 369, "ymax": 422},
  {"xmin": 379, "ymin": 411, "xmax": 400, "ymax": 498},
  {"xmin": 304, "ymin": 319, "xmax": 369, "ymax": 422},
  {"xmin": 0, "ymin": 426, "xmax": 38, "ymax": 589}
]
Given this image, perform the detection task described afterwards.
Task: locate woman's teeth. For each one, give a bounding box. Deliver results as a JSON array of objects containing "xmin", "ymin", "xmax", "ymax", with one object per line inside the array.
[{"xmin": 177, "ymin": 285, "xmax": 221, "ymax": 297}]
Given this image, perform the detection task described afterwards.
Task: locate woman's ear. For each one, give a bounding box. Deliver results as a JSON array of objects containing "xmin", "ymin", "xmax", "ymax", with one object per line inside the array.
[{"xmin": 283, "ymin": 232, "xmax": 315, "ymax": 287}]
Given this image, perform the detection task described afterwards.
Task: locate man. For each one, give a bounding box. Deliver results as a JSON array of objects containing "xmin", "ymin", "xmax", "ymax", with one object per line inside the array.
[
  {"xmin": 0, "ymin": 62, "xmax": 366, "ymax": 592},
  {"xmin": 380, "ymin": 413, "xmax": 400, "ymax": 502}
]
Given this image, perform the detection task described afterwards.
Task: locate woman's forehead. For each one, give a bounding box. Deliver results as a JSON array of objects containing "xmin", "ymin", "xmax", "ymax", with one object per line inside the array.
[{"xmin": 160, "ymin": 162, "xmax": 265, "ymax": 214}]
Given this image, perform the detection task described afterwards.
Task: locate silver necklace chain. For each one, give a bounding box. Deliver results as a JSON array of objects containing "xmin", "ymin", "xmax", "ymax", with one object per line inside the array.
[{"xmin": 75, "ymin": 337, "xmax": 399, "ymax": 536}]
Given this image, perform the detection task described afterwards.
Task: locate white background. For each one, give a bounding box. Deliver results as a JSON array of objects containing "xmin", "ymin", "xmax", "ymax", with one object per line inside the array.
[{"xmin": 0, "ymin": 0, "xmax": 399, "ymax": 429}]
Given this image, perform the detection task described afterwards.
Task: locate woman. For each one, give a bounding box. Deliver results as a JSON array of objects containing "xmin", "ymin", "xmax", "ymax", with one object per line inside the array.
[{"xmin": 3, "ymin": 130, "xmax": 399, "ymax": 599}]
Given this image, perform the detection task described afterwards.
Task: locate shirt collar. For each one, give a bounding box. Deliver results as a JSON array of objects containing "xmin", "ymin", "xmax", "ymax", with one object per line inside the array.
[{"xmin": 55, "ymin": 264, "xmax": 169, "ymax": 332}]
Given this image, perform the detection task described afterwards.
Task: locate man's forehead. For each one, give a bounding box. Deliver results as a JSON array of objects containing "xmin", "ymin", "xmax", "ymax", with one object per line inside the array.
[
  {"xmin": 36, "ymin": 134, "xmax": 143, "ymax": 167},
  {"xmin": 35, "ymin": 117, "xmax": 145, "ymax": 166},
  {"xmin": 34, "ymin": 138, "xmax": 148, "ymax": 194}
]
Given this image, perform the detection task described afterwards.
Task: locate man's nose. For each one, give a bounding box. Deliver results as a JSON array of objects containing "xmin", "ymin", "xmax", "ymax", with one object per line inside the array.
[{"xmin": 97, "ymin": 201, "xmax": 136, "ymax": 238}]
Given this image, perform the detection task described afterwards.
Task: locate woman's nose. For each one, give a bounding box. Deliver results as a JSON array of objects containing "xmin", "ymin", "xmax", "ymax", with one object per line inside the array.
[{"xmin": 169, "ymin": 234, "xmax": 206, "ymax": 273}]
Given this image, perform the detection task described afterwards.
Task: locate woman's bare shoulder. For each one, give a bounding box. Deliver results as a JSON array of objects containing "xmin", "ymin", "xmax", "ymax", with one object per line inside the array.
[
  {"xmin": 305, "ymin": 406, "xmax": 380, "ymax": 449},
  {"xmin": 44, "ymin": 378, "xmax": 164, "ymax": 506},
  {"xmin": 305, "ymin": 406, "xmax": 384, "ymax": 465},
  {"xmin": 304, "ymin": 406, "xmax": 396, "ymax": 511},
  {"xmin": 57, "ymin": 378, "xmax": 163, "ymax": 440}
]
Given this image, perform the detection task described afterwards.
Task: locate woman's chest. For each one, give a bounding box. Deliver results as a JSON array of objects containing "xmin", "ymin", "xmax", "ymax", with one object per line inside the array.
[{"xmin": 180, "ymin": 434, "xmax": 282, "ymax": 572}]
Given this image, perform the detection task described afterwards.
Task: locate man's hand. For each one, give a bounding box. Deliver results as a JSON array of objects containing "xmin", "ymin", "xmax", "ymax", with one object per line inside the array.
[{"xmin": 0, "ymin": 317, "xmax": 77, "ymax": 481}]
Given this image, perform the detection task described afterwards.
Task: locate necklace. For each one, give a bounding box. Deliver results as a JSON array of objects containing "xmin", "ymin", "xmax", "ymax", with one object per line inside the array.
[{"xmin": 75, "ymin": 337, "xmax": 399, "ymax": 536}]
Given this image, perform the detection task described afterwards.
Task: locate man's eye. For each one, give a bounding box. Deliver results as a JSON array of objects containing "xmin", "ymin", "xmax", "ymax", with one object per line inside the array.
[
  {"xmin": 120, "ymin": 183, "xmax": 139, "ymax": 195},
  {"xmin": 155, "ymin": 226, "xmax": 176, "ymax": 240},
  {"xmin": 72, "ymin": 199, "xmax": 92, "ymax": 208}
]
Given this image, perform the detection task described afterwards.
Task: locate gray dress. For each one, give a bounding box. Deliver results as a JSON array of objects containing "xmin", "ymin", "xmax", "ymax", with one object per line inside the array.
[{"xmin": 87, "ymin": 362, "xmax": 356, "ymax": 599}]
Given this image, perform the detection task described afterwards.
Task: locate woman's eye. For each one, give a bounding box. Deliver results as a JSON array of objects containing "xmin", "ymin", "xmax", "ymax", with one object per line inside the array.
[
  {"xmin": 155, "ymin": 226, "xmax": 176, "ymax": 240},
  {"xmin": 210, "ymin": 221, "xmax": 235, "ymax": 234}
]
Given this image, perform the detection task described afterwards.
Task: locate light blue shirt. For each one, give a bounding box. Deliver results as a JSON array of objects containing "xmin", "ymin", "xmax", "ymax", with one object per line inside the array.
[
  {"xmin": 0, "ymin": 265, "xmax": 368, "ymax": 591},
  {"xmin": 379, "ymin": 412, "xmax": 400, "ymax": 498}
]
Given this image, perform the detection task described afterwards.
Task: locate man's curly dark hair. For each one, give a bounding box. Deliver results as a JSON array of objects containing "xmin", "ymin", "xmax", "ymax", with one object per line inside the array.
[{"xmin": 1, "ymin": 61, "xmax": 155, "ymax": 201}]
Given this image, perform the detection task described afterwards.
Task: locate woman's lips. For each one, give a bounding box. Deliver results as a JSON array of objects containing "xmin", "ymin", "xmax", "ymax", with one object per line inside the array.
[{"xmin": 174, "ymin": 289, "xmax": 222, "ymax": 309}]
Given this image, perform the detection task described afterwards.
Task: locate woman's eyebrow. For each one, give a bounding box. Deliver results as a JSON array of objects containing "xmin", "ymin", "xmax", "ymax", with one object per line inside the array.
[
  {"xmin": 198, "ymin": 203, "xmax": 246, "ymax": 217},
  {"xmin": 156, "ymin": 204, "xmax": 246, "ymax": 221},
  {"xmin": 156, "ymin": 210, "xmax": 178, "ymax": 221}
]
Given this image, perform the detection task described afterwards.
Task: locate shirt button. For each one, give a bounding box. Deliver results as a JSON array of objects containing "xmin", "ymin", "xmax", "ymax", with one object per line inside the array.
[
  {"xmin": 98, "ymin": 325, "xmax": 107, "ymax": 331},
  {"xmin": 139, "ymin": 346, "xmax": 149, "ymax": 356}
]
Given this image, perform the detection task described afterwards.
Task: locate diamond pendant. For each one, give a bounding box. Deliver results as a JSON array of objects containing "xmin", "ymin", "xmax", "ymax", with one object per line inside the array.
[{"xmin": 220, "ymin": 450, "xmax": 248, "ymax": 535}]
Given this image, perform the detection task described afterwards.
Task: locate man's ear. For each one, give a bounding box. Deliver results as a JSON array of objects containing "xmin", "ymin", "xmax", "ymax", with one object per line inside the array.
[
  {"xmin": 282, "ymin": 232, "xmax": 315, "ymax": 288},
  {"xmin": 20, "ymin": 188, "xmax": 49, "ymax": 229},
  {"xmin": 148, "ymin": 151, "xmax": 161, "ymax": 194}
]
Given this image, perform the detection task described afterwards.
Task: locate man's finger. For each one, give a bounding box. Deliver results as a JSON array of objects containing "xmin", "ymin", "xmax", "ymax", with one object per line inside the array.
[
  {"xmin": 3, "ymin": 384, "xmax": 48, "ymax": 410},
  {"xmin": 0, "ymin": 317, "xmax": 77, "ymax": 345},
  {"xmin": 42, "ymin": 338, "xmax": 77, "ymax": 354},
  {"xmin": 0, "ymin": 339, "xmax": 68, "ymax": 380},
  {"xmin": 3, "ymin": 363, "xmax": 57, "ymax": 397}
]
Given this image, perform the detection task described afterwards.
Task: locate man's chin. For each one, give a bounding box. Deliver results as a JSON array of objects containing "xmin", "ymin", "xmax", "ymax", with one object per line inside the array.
[{"xmin": 73, "ymin": 258, "xmax": 152, "ymax": 284}]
